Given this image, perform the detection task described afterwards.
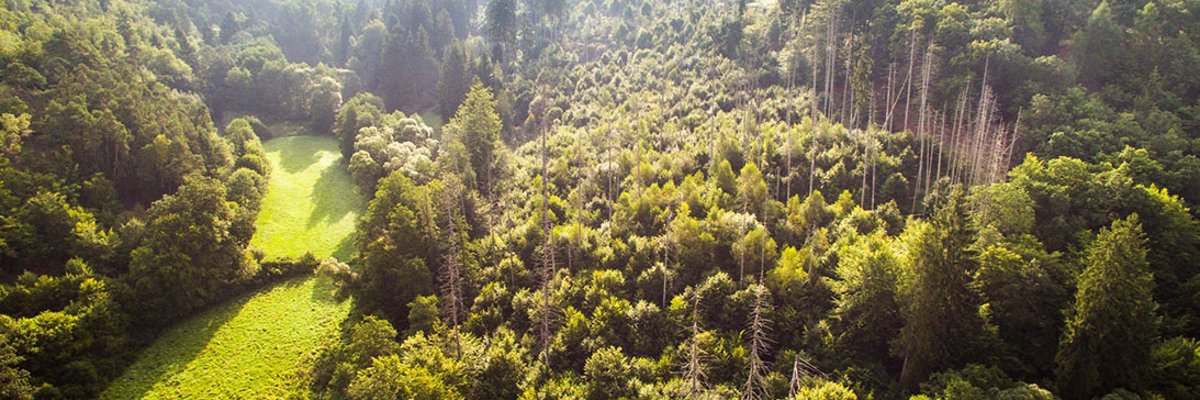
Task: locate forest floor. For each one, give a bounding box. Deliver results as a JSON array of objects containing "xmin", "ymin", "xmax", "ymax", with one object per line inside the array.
[{"xmin": 100, "ymin": 135, "xmax": 362, "ymax": 399}]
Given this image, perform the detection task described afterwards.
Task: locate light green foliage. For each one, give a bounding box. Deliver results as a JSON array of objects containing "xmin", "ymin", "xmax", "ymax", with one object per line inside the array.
[
  {"xmin": 100, "ymin": 277, "xmax": 351, "ymax": 399},
  {"xmin": 5, "ymin": 0, "xmax": 1200, "ymax": 398},
  {"xmin": 0, "ymin": 113, "xmax": 30, "ymax": 157},
  {"xmin": 446, "ymin": 82, "xmax": 503, "ymax": 194},
  {"xmin": 406, "ymin": 295, "xmax": 441, "ymax": 336},
  {"xmin": 919, "ymin": 364, "xmax": 1055, "ymax": 400},
  {"xmin": 732, "ymin": 225, "xmax": 777, "ymax": 281},
  {"xmin": 791, "ymin": 378, "xmax": 858, "ymax": 399},
  {"xmin": 585, "ymin": 346, "xmax": 635, "ymax": 399},
  {"xmin": 250, "ymin": 136, "xmax": 364, "ymax": 260},
  {"xmin": 347, "ymin": 111, "xmax": 437, "ymax": 190},
  {"xmin": 968, "ymin": 183, "xmax": 1035, "ymax": 236},
  {"xmin": 828, "ymin": 233, "xmax": 903, "ymax": 376},
  {"xmin": 788, "ymin": 191, "xmax": 835, "ymax": 237},
  {"xmin": 737, "ymin": 161, "xmax": 769, "ymax": 215},
  {"xmin": 347, "ymin": 354, "xmax": 464, "ymax": 400}
]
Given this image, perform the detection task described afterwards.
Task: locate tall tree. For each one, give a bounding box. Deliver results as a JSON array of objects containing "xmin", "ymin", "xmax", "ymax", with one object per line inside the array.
[
  {"xmin": 356, "ymin": 171, "xmax": 437, "ymax": 325},
  {"xmin": 447, "ymin": 82, "xmax": 503, "ymax": 196},
  {"xmin": 128, "ymin": 176, "xmax": 253, "ymax": 327},
  {"xmin": 742, "ymin": 284, "xmax": 773, "ymax": 400},
  {"xmin": 485, "ymin": 0, "xmax": 516, "ymax": 65},
  {"xmin": 1055, "ymin": 215, "xmax": 1158, "ymax": 400},
  {"xmin": 896, "ymin": 185, "xmax": 988, "ymax": 391},
  {"xmin": 438, "ymin": 40, "xmax": 472, "ymax": 119}
]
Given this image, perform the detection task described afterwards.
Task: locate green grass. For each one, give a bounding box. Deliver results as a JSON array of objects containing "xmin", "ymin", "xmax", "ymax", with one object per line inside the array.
[
  {"xmin": 250, "ymin": 135, "xmax": 364, "ymax": 260},
  {"xmin": 102, "ymin": 135, "xmax": 362, "ymax": 399},
  {"xmin": 100, "ymin": 277, "xmax": 350, "ymax": 399},
  {"xmin": 418, "ymin": 109, "xmax": 445, "ymax": 133}
]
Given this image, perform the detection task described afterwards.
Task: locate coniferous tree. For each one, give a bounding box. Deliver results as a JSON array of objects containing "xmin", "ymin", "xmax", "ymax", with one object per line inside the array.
[
  {"xmin": 896, "ymin": 185, "xmax": 988, "ymax": 391},
  {"xmin": 1055, "ymin": 215, "xmax": 1158, "ymax": 400},
  {"xmin": 438, "ymin": 40, "xmax": 471, "ymax": 119},
  {"xmin": 447, "ymin": 82, "xmax": 502, "ymax": 195},
  {"xmin": 485, "ymin": 0, "xmax": 515, "ymax": 64},
  {"xmin": 336, "ymin": 14, "xmax": 354, "ymax": 67}
]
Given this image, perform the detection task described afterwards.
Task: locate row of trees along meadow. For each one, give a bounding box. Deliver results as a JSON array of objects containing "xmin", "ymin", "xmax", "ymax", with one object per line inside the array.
[{"xmin": 2, "ymin": 0, "xmax": 1200, "ymax": 399}]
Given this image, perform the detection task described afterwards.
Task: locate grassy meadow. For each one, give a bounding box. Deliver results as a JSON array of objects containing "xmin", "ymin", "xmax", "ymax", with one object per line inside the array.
[
  {"xmin": 250, "ymin": 135, "xmax": 364, "ymax": 260},
  {"xmin": 101, "ymin": 135, "xmax": 362, "ymax": 399}
]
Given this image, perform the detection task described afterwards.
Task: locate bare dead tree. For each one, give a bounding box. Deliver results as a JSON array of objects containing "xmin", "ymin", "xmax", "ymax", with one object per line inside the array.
[
  {"xmin": 824, "ymin": 11, "xmax": 837, "ymax": 119},
  {"xmin": 742, "ymin": 284, "xmax": 773, "ymax": 400},
  {"xmin": 840, "ymin": 31, "xmax": 854, "ymax": 123},
  {"xmin": 935, "ymin": 109, "xmax": 945, "ymax": 185},
  {"xmin": 438, "ymin": 178, "xmax": 466, "ymax": 358},
  {"xmin": 910, "ymin": 39, "xmax": 935, "ymax": 213},
  {"xmin": 808, "ymin": 123, "xmax": 818, "ymax": 197},
  {"xmin": 903, "ymin": 26, "xmax": 917, "ymax": 131},
  {"xmin": 684, "ymin": 291, "xmax": 709, "ymax": 399},
  {"xmin": 788, "ymin": 353, "xmax": 829, "ymax": 397},
  {"xmin": 537, "ymin": 116, "xmax": 557, "ymax": 367}
]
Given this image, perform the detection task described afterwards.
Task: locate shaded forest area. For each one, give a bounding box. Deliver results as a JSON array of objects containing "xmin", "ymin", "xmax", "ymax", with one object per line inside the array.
[{"xmin": 2, "ymin": 0, "xmax": 1200, "ymax": 398}]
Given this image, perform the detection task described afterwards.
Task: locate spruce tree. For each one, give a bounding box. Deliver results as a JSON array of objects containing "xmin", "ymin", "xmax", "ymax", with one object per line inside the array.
[
  {"xmin": 896, "ymin": 185, "xmax": 988, "ymax": 391},
  {"xmin": 1055, "ymin": 215, "xmax": 1158, "ymax": 400},
  {"xmin": 438, "ymin": 40, "xmax": 471, "ymax": 118},
  {"xmin": 447, "ymin": 82, "xmax": 502, "ymax": 195}
]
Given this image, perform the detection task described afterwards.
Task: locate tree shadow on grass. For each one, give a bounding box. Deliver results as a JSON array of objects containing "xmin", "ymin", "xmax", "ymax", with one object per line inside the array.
[
  {"xmin": 100, "ymin": 290, "xmax": 252, "ymax": 398},
  {"xmin": 309, "ymin": 274, "xmax": 344, "ymax": 305},
  {"xmin": 331, "ymin": 234, "xmax": 357, "ymax": 262},
  {"xmin": 270, "ymin": 136, "xmax": 324, "ymax": 174},
  {"xmin": 305, "ymin": 155, "xmax": 363, "ymax": 231},
  {"xmin": 102, "ymin": 278, "xmax": 312, "ymax": 399}
]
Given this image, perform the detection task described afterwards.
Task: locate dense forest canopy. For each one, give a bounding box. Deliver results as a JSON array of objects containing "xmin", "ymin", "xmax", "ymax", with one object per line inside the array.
[{"xmin": 1, "ymin": 0, "xmax": 1200, "ymax": 398}]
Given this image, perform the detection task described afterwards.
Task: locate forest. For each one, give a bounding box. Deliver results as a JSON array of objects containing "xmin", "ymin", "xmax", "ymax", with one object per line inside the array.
[{"xmin": 1, "ymin": 0, "xmax": 1199, "ymax": 398}]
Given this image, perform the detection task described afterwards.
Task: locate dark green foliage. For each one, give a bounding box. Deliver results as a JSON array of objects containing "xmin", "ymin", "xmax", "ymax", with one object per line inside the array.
[
  {"xmin": 127, "ymin": 175, "xmax": 255, "ymax": 328},
  {"xmin": 334, "ymin": 93, "xmax": 386, "ymax": 158},
  {"xmin": 827, "ymin": 233, "xmax": 903, "ymax": 387},
  {"xmin": 0, "ymin": 331, "xmax": 32, "ymax": 400},
  {"xmin": 896, "ymin": 186, "xmax": 989, "ymax": 391},
  {"xmin": 485, "ymin": 0, "xmax": 516, "ymax": 63},
  {"xmin": 355, "ymin": 171, "xmax": 437, "ymax": 325},
  {"xmin": 311, "ymin": 315, "xmax": 400, "ymax": 398},
  {"xmin": 4, "ymin": 0, "xmax": 1200, "ymax": 398},
  {"xmin": 1056, "ymin": 215, "xmax": 1158, "ymax": 400},
  {"xmin": 379, "ymin": 26, "xmax": 439, "ymax": 113},
  {"xmin": 439, "ymin": 40, "xmax": 472, "ymax": 118},
  {"xmin": 1149, "ymin": 337, "xmax": 1200, "ymax": 399}
]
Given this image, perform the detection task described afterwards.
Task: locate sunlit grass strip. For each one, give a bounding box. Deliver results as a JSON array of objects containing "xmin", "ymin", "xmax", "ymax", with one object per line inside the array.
[
  {"xmin": 249, "ymin": 135, "xmax": 364, "ymax": 260},
  {"xmin": 102, "ymin": 134, "xmax": 363, "ymax": 399},
  {"xmin": 99, "ymin": 277, "xmax": 350, "ymax": 399}
]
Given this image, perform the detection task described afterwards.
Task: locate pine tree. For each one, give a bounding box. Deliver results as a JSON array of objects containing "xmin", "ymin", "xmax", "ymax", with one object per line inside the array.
[{"xmin": 1055, "ymin": 215, "xmax": 1158, "ymax": 400}]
